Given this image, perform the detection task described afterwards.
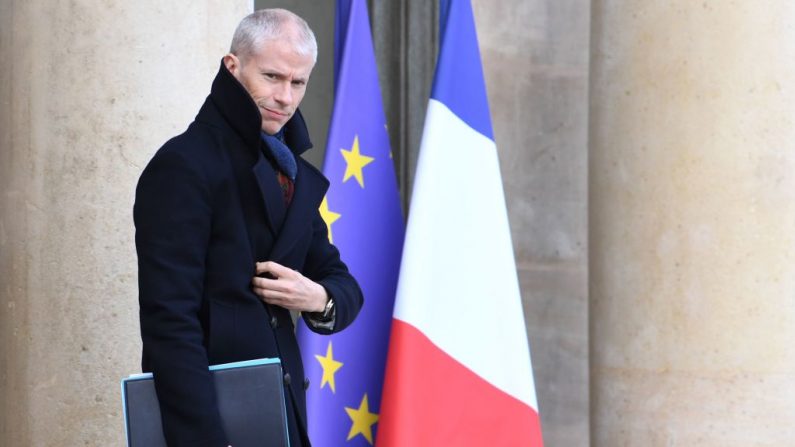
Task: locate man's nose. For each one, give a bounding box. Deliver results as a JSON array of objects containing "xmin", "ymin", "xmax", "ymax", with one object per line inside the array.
[{"xmin": 273, "ymin": 82, "xmax": 293, "ymax": 105}]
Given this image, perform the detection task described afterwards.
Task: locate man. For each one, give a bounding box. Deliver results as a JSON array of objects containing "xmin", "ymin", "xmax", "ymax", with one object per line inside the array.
[{"xmin": 134, "ymin": 9, "xmax": 363, "ymax": 447}]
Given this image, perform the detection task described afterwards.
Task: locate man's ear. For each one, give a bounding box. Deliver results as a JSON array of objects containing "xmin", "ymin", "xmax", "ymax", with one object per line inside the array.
[{"xmin": 223, "ymin": 53, "xmax": 241, "ymax": 77}]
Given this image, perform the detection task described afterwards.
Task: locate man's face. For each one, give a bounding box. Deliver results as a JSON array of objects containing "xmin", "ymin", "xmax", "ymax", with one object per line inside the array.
[{"xmin": 224, "ymin": 36, "xmax": 315, "ymax": 135}]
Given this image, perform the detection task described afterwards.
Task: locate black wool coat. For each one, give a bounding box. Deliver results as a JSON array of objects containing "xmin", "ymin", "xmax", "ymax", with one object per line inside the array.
[{"xmin": 134, "ymin": 62, "xmax": 363, "ymax": 447}]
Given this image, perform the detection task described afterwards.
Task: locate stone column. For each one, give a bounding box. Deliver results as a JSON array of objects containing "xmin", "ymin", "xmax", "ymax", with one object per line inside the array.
[
  {"xmin": 590, "ymin": 1, "xmax": 795, "ymax": 445},
  {"xmin": 0, "ymin": 1, "xmax": 250, "ymax": 445}
]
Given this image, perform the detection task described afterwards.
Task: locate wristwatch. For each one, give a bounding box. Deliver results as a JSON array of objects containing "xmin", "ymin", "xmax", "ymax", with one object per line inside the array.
[{"xmin": 313, "ymin": 296, "xmax": 335, "ymax": 323}]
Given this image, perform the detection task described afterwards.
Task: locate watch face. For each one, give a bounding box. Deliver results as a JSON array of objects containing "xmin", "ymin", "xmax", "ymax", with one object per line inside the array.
[{"xmin": 324, "ymin": 299, "xmax": 335, "ymax": 316}]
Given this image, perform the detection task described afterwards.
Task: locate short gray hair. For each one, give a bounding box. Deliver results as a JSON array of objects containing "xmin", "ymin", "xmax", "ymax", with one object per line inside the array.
[{"xmin": 230, "ymin": 9, "xmax": 317, "ymax": 64}]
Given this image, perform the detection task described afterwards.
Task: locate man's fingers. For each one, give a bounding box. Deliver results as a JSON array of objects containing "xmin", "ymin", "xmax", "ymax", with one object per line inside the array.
[
  {"xmin": 254, "ymin": 261, "xmax": 277, "ymax": 276},
  {"xmin": 252, "ymin": 276, "xmax": 281, "ymax": 290},
  {"xmin": 256, "ymin": 288, "xmax": 289, "ymax": 301},
  {"xmin": 255, "ymin": 261, "xmax": 294, "ymax": 278},
  {"xmin": 251, "ymin": 276, "xmax": 298, "ymax": 294},
  {"xmin": 251, "ymin": 263, "xmax": 319, "ymax": 312}
]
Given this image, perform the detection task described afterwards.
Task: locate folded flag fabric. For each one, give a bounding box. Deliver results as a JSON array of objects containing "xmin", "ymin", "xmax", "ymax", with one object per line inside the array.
[{"xmin": 376, "ymin": 0, "xmax": 544, "ymax": 445}]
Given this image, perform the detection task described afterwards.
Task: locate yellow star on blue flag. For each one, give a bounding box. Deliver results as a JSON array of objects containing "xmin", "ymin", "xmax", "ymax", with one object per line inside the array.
[
  {"xmin": 340, "ymin": 135, "xmax": 375, "ymax": 188},
  {"xmin": 315, "ymin": 341, "xmax": 343, "ymax": 393},
  {"xmin": 345, "ymin": 394, "xmax": 379, "ymax": 444},
  {"xmin": 319, "ymin": 196, "xmax": 341, "ymax": 243}
]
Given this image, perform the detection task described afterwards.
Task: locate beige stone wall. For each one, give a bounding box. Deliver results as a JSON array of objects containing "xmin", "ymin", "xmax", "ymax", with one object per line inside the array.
[
  {"xmin": 0, "ymin": 1, "xmax": 251, "ymax": 445},
  {"xmin": 590, "ymin": 1, "xmax": 795, "ymax": 445}
]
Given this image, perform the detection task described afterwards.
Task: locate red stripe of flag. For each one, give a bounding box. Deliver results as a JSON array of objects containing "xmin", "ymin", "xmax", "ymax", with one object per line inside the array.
[{"xmin": 377, "ymin": 320, "xmax": 543, "ymax": 446}]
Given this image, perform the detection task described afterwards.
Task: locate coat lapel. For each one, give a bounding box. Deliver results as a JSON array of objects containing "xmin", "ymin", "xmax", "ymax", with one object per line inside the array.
[
  {"xmin": 269, "ymin": 159, "xmax": 329, "ymax": 263},
  {"xmin": 252, "ymin": 150, "xmax": 287, "ymax": 236}
]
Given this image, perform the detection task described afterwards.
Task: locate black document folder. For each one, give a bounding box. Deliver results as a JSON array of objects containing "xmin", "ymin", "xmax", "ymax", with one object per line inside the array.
[{"xmin": 121, "ymin": 358, "xmax": 289, "ymax": 447}]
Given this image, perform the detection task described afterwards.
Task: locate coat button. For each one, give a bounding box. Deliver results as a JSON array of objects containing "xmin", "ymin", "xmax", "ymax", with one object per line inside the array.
[
  {"xmin": 283, "ymin": 373, "xmax": 291, "ymax": 386},
  {"xmin": 303, "ymin": 378, "xmax": 310, "ymax": 390},
  {"xmin": 270, "ymin": 316, "xmax": 279, "ymax": 329}
]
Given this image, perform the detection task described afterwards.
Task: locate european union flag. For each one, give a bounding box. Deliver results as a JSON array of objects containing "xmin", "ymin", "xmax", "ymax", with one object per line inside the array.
[{"xmin": 296, "ymin": 1, "xmax": 404, "ymax": 445}]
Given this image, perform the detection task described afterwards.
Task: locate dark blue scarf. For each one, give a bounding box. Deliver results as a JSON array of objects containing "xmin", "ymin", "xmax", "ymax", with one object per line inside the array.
[{"xmin": 260, "ymin": 130, "xmax": 297, "ymax": 180}]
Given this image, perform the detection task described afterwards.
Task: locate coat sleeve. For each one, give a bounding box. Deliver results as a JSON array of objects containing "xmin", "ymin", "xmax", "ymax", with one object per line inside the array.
[
  {"xmin": 300, "ymin": 209, "xmax": 364, "ymax": 335},
  {"xmin": 134, "ymin": 145, "xmax": 227, "ymax": 447}
]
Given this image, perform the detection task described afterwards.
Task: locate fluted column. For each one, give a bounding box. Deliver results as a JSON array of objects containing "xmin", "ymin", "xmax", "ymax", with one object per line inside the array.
[
  {"xmin": 0, "ymin": 1, "xmax": 250, "ymax": 445},
  {"xmin": 590, "ymin": 1, "xmax": 795, "ymax": 445}
]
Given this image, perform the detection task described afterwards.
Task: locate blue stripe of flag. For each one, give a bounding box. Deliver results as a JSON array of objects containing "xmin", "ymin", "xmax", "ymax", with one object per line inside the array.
[{"xmin": 432, "ymin": 0, "xmax": 494, "ymax": 140}]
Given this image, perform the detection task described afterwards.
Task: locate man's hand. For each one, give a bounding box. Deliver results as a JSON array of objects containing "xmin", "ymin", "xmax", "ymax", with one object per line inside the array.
[{"xmin": 251, "ymin": 261, "xmax": 328, "ymax": 312}]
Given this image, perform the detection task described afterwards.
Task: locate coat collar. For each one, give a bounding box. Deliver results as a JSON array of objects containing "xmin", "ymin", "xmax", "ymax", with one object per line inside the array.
[
  {"xmin": 200, "ymin": 61, "xmax": 329, "ymax": 264},
  {"xmin": 204, "ymin": 60, "xmax": 313, "ymax": 156}
]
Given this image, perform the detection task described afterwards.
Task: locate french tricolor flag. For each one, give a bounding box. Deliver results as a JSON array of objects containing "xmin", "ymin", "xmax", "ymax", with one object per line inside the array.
[{"xmin": 376, "ymin": 0, "xmax": 543, "ymax": 445}]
